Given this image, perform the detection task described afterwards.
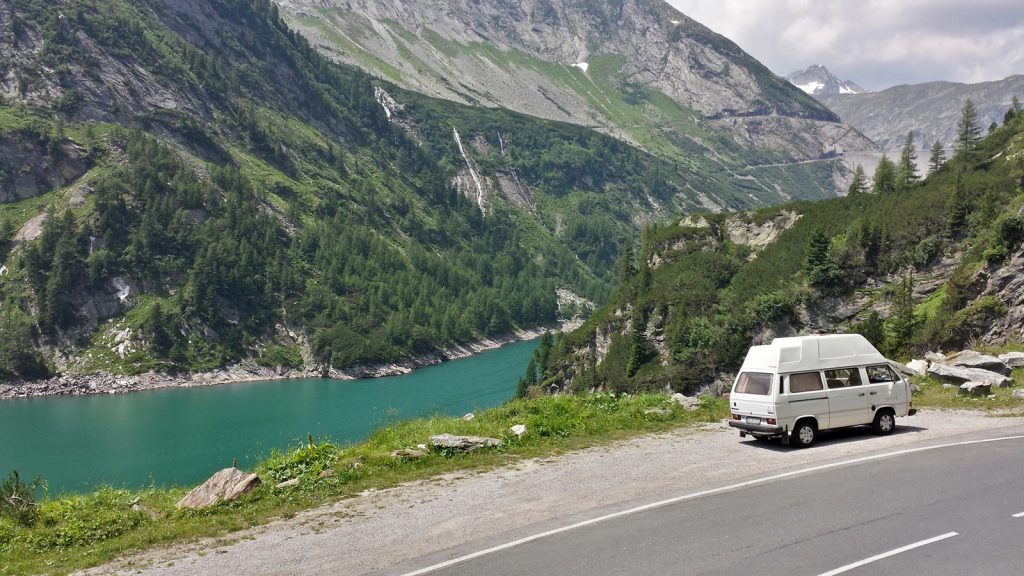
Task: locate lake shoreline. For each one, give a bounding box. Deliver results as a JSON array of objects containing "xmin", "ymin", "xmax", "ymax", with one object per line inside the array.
[{"xmin": 0, "ymin": 326, "xmax": 555, "ymax": 401}]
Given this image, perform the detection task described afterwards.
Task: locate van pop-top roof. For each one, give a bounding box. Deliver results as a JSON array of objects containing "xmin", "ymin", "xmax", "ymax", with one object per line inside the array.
[{"xmin": 739, "ymin": 334, "xmax": 887, "ymax": 373}]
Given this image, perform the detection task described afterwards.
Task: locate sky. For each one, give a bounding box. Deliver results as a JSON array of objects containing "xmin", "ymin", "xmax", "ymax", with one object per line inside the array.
[{"xmin": 665, "ymin": 0, "xmax": 1024, "ymax": 91}]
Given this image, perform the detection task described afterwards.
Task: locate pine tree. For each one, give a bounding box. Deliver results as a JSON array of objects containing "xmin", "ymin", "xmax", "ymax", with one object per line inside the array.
[
  {"xmin": 945, "ymin": 175, "xmax": 968, "ymax": 238},
  {"xmin": 804, "ymin": 228, "xmax": 837, "ymax": 287},
  {"xmin": 872, "ymin": 154, "xmax": 896, "ymax": 194},
  {"xmin": 1005, "ymin": 96, "xmax": 1022, "ymax": 125},
  {"xmin": 847, "ymin": 164, "xmax": 867, "ymax": 196},
  {"xmin": 619, "ymin": 240, "xmax": 635, "ymax": 285},
  {"xmin": 928, "ymin": 140, "xmax": 945, "ymax": 175},
  {"xmin": 896, "ymin": 132, "xmax": 919, "ymax": 189},
  {"xmin": 886, "ymin": 272, "xmax": 916, "ymax": 355},
  {"xmin": 956, "ymin": 98, "xmax": 982, "ymax": 151}
]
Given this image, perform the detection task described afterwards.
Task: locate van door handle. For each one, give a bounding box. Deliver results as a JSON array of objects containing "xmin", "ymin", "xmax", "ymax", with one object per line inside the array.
[
  {"xmin": 858, "ymin": 393, "xmax": 866, "ymax": 397},
  {"xmin": 869, "ymin": 391, "xmax": 878, "ymax": 395}
]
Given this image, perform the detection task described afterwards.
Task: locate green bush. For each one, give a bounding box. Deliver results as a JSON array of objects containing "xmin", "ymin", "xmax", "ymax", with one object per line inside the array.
[{"xmin": 1, "ymin": 470, "xmax": 44, "ymax": 527}]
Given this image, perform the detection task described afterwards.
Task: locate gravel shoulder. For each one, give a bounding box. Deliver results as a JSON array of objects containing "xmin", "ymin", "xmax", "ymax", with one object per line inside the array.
[{"xmin": 80, "ymin": 409, "xmax": 1024, "ymax": 576}]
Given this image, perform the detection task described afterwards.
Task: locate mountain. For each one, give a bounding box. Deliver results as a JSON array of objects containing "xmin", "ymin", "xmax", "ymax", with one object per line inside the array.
[
  {"xmin": 278, "ymin": 0, "xmax": 876, "ymax": 204},
  {"xmin": 0, "ymin": 0, "xmax": 884, "ymax": 381},
  {"xmin": 819, "ymin": 75, "xmax": 1024, "ymax": 153},
  {"xmin": 0, "ymin": 0, "xmax": 738, "ymax": 380},
  {"xmin": 786, "ymin": 65, "xmax": 865, "ymax": 96},
  {"xmin": 528, "ymin": 107, "xmax": 1024, "ymax": 395}
]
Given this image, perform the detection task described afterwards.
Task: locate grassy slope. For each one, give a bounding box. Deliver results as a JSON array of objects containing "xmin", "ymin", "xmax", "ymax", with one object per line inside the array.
[{"xmin": 0, "ymin": 393, "xmax": 726, "ymax": 575}]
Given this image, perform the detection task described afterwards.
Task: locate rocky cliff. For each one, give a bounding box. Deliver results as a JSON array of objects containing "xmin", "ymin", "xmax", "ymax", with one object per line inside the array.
[
  {"xmin": 819, "ymin": 75, "xmax": 1024, "ymax": 153},
  {"xmin": 278, "ymin": 0, "xmax": 876, "ymax": 197}
]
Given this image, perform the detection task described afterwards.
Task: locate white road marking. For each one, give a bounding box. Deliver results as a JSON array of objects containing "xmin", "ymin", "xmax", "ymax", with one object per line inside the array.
[
  {"xmin": 1013, "ymin": 511, "xmax": 1024, "ymax": 518},
  {"xmin": 398, "ymin": 434, "xmax": 1024, "ymax": 576},
  {"xmin": 816, "ymin": 532, "xmax": 959, "ymax": 576}
]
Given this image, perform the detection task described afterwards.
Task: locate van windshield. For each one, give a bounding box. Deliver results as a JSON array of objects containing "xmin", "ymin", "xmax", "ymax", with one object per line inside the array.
[{"xmin": 734, "ymin": 372, "xmax": 773, "ymax": 395}]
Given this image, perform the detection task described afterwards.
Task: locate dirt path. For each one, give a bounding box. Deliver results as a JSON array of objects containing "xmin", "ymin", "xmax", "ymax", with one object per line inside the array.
[{"xmin": 80, "ymin": 410, "xmax": 1024, "ymax": 576}]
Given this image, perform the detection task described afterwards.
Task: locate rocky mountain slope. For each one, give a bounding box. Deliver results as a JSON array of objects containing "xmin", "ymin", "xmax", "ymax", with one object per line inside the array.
[
  {"xmin": 819, "ymin": 75, "xmax": 1024, "ymax": 153},
  {"xmin": 786, "ymin": 64, "xmax": 865, "ymax": 96},
  {"xmin": 0, "ymin": 0, "xmax": 786, "ymax": 381},
  {"xmin": 278, "ymin": 0, "xmax": 876, "ymax": 203},
  {"xmin": 531, "ymin": 105, "xmax": 1024, "ymax": 395}
]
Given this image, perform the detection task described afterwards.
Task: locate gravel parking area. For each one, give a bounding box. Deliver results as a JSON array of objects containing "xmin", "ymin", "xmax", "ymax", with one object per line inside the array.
[{"xmin": 81, "ymin": 409, "xmax": 1024, "ymax": 576}]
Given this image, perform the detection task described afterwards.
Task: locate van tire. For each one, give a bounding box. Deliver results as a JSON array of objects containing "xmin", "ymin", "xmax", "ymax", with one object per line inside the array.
[
  {"xmin": 792, "ymin": 420, "xmax": 817, "ymax": 448},
  {"xmin": 873, "ymin": 410, "xmax": 896, "ymax": 435}
]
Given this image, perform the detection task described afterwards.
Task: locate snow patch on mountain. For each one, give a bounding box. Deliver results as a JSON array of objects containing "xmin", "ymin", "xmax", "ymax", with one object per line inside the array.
[{"xmin": 786, "ymin": 65, "xmax": 866, "ymax": 96}]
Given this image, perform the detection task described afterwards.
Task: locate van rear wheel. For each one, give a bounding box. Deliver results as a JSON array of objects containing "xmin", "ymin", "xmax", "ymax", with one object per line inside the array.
[
  {"xmin": 792, "ymin": 421, "xmax": 816, "ymax": 448},
  {"xmin": 873, "ymin": 410, "xmax": 896, "ymax": 435}
]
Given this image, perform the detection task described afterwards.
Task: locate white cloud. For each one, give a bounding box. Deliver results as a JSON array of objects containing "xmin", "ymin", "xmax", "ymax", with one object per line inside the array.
[{"xmin": 665, "ymin": 0, "xmax": 1024, "ymax": 90}]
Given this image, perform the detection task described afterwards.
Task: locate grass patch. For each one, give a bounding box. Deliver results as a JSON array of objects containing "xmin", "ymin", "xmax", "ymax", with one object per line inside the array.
[
  {"xmin": 0, "ymin": 393, "xmax": 727, "ymax": 575},
  {"xmin": 911, "ymin": 369, "xmax": 1024, "ymax": 414}
]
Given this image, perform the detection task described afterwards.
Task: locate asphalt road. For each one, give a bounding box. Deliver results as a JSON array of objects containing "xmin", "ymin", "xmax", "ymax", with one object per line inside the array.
[{"xmin": 391, "ymin": 434, "xmax": 1024, "ymax": 576}]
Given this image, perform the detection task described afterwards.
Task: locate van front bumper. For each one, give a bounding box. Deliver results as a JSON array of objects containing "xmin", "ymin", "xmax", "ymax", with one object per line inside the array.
[{"xmin": 728, "ymin": 420, "xmax": 784, "ymax": 436}]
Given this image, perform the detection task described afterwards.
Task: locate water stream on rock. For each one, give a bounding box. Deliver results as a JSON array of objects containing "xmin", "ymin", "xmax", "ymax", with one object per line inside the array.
[{"xmin": 0, "ymin": 339, "xmax": 538, "ymax": 493}]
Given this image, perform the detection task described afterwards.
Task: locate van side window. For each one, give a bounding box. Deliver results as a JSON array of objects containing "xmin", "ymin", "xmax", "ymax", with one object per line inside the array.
[
  {"xmin": 824, "ymin": 368, "xmax": 862, "ymax": 388},
  {"xmin": 866, "ymin": 365, "xmax": 899, "ymax": 383},
  {"xmin": 735, "ymin": 372, "xmax": 773, "ymax": 395},
  {"xmin": 788, "ymin": 372, "xmax": 823, "ymax": 393}
]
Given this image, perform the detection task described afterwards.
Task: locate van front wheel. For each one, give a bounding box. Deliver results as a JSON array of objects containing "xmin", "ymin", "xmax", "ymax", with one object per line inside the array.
[
  {"xmin": 792, "ymin": 421, "xmax": 816, "ymax": 448},
  {"xmin": 873, "ymin": 410, "xmax": 896, "ymax": 435}
]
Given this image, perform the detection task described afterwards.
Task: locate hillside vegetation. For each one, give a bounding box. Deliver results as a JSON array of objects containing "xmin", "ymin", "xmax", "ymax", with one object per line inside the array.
[
  {"xmin": 0, "ymin": 0, "xmax": 845, "ymax": 380},
  {"xmin": 533, "ymin": 103, "xmax": 1024, "ymax": 394}
]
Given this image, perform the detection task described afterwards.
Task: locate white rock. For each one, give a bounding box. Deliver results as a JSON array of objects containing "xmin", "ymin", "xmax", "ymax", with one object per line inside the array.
[
  {"xmin": 275, "ymin": 478, "xmax": 300, "ymax": 489},
  {"xmin": 1012, "ymin": 389, "xmax": 1024, "ymax": 399},
  {"xmin": 998, "ymin": 351, "xmax": 1024, "ymax": 368},
  {"xmin": 462, "ymin": 412, "xmax": 475, "ymax": 421},
  {"xmin": 510, "ymin": 424, "xmax": 527, "ymax": 437},
  {"xmin": 944, "ymin": 350, "xmax": 1010, "ymax": 375},
  {"xmin": 927, "ymin": 363, "xmax": 1013, "ymax": 388},
  {"xmin": 958, "ymin": 381, "xmax": 992, "ymax": 396},
  {"xmin": 905, "ymin": 359, "xmax": 929, "ymax": 376},
  {"xmin": 670, "ymin": 393, "xmax": 701, "ymax": 411}
]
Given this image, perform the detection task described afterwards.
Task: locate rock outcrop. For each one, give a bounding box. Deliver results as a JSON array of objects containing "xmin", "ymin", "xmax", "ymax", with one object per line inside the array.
[
  {"xmin": 429, "ymin": 434, "xmax": 503, "ymax": 452},
  {"xmin": 177, "ymin": 467, "xmax": 261, "ymax": 509},
  {"xmin": 943, "ymin": 350, "xmax": 1011, "ymax": 375},
  {"xmin": 926, "ymin": 364, "xmax": 1013, "ymax": 388}
]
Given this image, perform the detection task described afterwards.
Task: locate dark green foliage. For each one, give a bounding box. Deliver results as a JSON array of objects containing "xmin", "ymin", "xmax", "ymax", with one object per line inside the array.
[
  {"xmin": 956, "ymin": 98, "xmax": 982, "ymax": 151},
  {"xmin": 872, "ymin": 154, "xmax": 897, "ymax": 194},
  {"xmin": 928, "ymin": 140, "xmax": 946, "ymax": 176},
  {"xmin": 885, "ymin": 273, "xmax": 916, "ymax": 356},
  {"xmin": 847, "ymin": 164, "xmax": 867, "ymax": 196},
  {"xmin": 853, "ymin": 311, "xmax": 885, "ymax": 350},
  {"xmin": 1, "ymin": 470, "xmax": 45, "ymax": 527},
  {"xmin": 804, "ymin": 228, "xmax": 838, "ymax": 288},
  {"xmin": 897, "ymin": 132, "xmax": 919, "ymax": 189}
]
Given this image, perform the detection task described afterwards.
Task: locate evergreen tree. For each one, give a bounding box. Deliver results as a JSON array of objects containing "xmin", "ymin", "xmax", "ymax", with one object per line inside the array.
[
  {"xmin": 928, "ymin": 140, "xmax": 945, "ymax": 175},
  {"xmin": 886, "ymin": 272, "xmax": 916, "ymax": 355},
  {"xmin": 1005, "ymin": 96, "xmax": 1022, "ymax": 125},
  {"xmin": 619, "ymin": 240, "xmax": 635, "ymax": 285},
  {"xmin": 872, "ymin": 154, "xmax": 896, "ymax": 194},
  {"xmin": 956, "ymin": 98, "xmax": 982, "ymax": 151},
  {"xmin": 853, "ymin": 311, "xmax": 885, "ymax": 350},
  {"xmin": 896, "ymin": 132, "xmax": 919, "ymax": 189},
  {"xmin": 945, "ymin": 176, "xmax": 968, "ymax": 238},
  {"xmin": 847, "ymin": 164, "xmax": 868, "ymax": 196},
  {"xmin": 804, "ymin": 228, "xmax": 837, "ymax": 287}
]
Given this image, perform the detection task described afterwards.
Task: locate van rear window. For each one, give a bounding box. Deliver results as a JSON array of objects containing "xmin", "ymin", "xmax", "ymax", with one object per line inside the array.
[{"xmin": 734, "ymin": 372, "xmax": 773, "ymax": 395}]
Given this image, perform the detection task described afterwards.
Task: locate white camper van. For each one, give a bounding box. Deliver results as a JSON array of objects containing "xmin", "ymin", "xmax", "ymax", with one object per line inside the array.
[{"xmin": 728, "ymin": 334, "xmax": 916, "ymax": 447}]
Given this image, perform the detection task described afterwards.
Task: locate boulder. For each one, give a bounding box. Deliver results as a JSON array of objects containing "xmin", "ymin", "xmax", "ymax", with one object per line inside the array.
[
  {"xmin": 462, "ymin": 412, "xmax": 476, "ymax": 421},
  {"xmin": 944, "ymin": 350, "xmax": 1011, "ymax": 375},
  {"xmin": 429, "ymin": 434, "xmax": 503, "ymax": 452},
  {"xmin": 959, "ymin": 381, "xmax": 992, "ymax": 396},
  {"xmin": 177, "ymin": 467, "xmax": 261, "ymax": 509},
  {"xmin": 927, "ymin": 363, "xmax": 1013, "ymax": 388},
  {"xmin": 924, "ymin": 351, "xmax": 947, "ymax": 363},
  {"xmin": 905, "ymin": 359, "xmax": 929, "ymax": 376},
  {"xmin": 998, "ymin": 351, "xmax": 1024, "ymax": 368},
  {"xmin": 1012, "ymin": 389, "xmax": 1024, "ymax": 399},
  {"xmin": 509, "ymin": 424, "xmax": 527, "ymax": 437},
  {"xmin": 670, "ymin": 393, "xmax": 701, "ymax": 411},
  {"xmin": 275, "ymin": 478, "xmax": 300, "ymax": 489},
  {"xmin": 390, "ymin": 447, "xmax": 428, "ymax": 459}
]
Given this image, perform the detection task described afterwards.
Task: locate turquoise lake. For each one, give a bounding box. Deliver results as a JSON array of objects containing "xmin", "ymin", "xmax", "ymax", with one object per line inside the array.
[{"xmin": 0, "ymin": 339, "xmax": 538, "ymax": 493}]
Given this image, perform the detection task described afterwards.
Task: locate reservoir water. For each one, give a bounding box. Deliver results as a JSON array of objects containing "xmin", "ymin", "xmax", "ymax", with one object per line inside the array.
[{"xmin": 0, "ymin": 338, "xmax": 537, "ymax": 494}]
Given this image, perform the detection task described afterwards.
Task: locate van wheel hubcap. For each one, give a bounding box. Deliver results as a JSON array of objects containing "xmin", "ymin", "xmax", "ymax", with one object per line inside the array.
[
  {"xmin": 880, "ymin": 415, "xmax": 894, "ymax": 431},
  {"xmin": 798, "ymin": 427, "xmax": 814, "ymax": 443}
]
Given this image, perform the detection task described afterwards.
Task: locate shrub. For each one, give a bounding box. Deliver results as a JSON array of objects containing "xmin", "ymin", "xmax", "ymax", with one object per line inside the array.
[{"xmin": 1, "ymin": 470, "xmax": 45, "ymax": 527}]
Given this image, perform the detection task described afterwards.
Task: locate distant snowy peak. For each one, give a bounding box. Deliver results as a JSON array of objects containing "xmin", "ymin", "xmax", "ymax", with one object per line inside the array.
[{"xmin": 786, "ymin": 64, "xmax": 866, "ymax": 96}]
